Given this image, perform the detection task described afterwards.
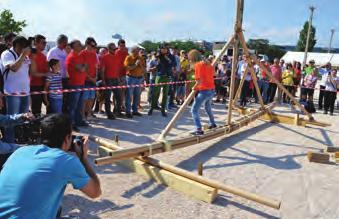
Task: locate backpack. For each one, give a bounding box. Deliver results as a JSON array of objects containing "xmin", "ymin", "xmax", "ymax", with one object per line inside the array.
[{"xmin": 0, "ymin": 49, "xmax": 17, "ymax": 93}]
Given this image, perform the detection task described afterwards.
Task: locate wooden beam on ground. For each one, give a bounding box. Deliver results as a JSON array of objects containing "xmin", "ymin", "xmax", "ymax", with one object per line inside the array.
[
  {"xmin": 324, "ymin": 147, "xmax": 339, "ymax": 153},
  {"xmin": 307, "ymin": 152, "xmax": 331, "ymax": 164},
  {"xmin": 94, "ymin": 104, "xmax": 276, "ymax": 165},
  {"xmin": 97, "ymin": 146, "xmax": 218, "ymax": 203}
]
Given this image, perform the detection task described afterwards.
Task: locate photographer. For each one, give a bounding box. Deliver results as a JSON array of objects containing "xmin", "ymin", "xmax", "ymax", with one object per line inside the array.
[
  {"xmin": 0, "ymin": 113, "xmax": 34, "ymax": 170},
  {"xmin": 1, "ymin": 36, "xmax": 31, "ymax": 143},
  {"xmin": 0, "ymin": 114, "xmax": 101, "ymax": 218}
]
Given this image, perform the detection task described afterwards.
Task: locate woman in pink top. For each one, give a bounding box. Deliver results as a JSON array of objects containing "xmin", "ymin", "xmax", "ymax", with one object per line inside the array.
[{"xmin": 301, "ymin": 68, "xmax": 318, "ymax": 102}]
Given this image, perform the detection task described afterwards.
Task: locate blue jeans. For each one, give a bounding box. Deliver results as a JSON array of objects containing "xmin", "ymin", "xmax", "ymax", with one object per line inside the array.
[
  {"xmin": 191, "ymin": 90, "xmax": 216, "ymax": 130},
  {"xmin": 50, "ymin": 98, "xmax": 63, "ymax": 113},
  {"xmin": 258, "ymin": 79, "xmax": 269, "ymax": 104},
  {"xmin": 125, "ymin": 76, "xmax": 143, "ymax": 114},
  {"xmin": 68, "ymin": 86, "xmax": 84, "ymax": 126},
  {"xmin": 4, "ymin": 95, "xmax": 30, "ymax": 143}
]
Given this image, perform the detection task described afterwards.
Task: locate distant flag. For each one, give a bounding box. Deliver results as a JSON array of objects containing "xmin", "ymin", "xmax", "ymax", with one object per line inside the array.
[{"xmin": 112, "ymin": 34, "xmax": 122, "ymax": 40}]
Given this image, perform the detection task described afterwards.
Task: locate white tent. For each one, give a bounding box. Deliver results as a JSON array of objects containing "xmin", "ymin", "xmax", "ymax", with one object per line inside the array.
[{"xmin": 281, "ymin": 51, "xmax": 339, "ymax": 67}]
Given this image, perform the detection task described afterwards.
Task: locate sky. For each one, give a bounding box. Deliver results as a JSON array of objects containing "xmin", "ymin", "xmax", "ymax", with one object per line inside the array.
[{"xmin": 0, "ymin": 0, "xmax": 338, "ymax": 48}]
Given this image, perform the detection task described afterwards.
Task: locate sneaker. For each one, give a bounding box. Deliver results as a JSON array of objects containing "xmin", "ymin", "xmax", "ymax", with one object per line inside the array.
[
  {"xmin": 324, "ymin": 111, "xmax": 328, "ymax": 115},
  {"xmin": 161, "ymin": 111, "xmax": 167, "ymax": 117},
  {"xmin": 115, "ymin": 112, "xmax": 125, "ymax": 118},
  {"xmin": 107, "ymin": 114, "xmax": 116, "ymax": 120},
  {"xmin": 330, "ymin": 112, "xmax": 334, "ymax": 116},
  {"xmin": 91, "ymin": 113, "xmax": 97, "ymax": 118},
  {"xmin": 148, "ymin": 109, "xmax": 153, "ymax": 116},
  {"xmin": 126, "ymin": 113, "xmax": 133, "ymax": 118},
  {"xmin": 191, "ymin": 130, "xmax": 204, "ymax": 136},
  {"xmin": 208, "ymin": 124, "xmax": 217, "ymax": 129},
  {"xmin": 133, "ymin": 112, "xmax": 142, "ymax": 117}
]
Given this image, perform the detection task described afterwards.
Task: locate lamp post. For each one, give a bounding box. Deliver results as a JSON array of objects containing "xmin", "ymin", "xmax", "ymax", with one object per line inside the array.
[
  {"xmin": 328, "ymin": 29, "xmax": 335, "ymax": 53},
  {"xmin": 302, "ymin": 6, "xmax": 315, "ymax": 69}
]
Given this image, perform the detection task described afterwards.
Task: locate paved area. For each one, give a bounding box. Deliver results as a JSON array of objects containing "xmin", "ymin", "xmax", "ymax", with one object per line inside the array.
[{"xmin": 62, "ymin": 95, "xmax": 339, "ymax": 219}]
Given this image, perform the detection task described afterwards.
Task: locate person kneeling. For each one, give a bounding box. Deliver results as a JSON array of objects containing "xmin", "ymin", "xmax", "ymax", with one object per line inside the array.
[
  {"xmin": 0, "ymin": 114, "xmax": 101, "ymax": 219},
  {"xmin": 189, "ymin": 50, "xmax": 217, "ymax": 136}
]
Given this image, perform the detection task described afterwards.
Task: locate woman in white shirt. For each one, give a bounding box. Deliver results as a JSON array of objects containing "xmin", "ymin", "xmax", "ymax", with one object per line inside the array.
[{"xmin": 324, "ymin": 69, "xmax": 339, "ymax": 116}]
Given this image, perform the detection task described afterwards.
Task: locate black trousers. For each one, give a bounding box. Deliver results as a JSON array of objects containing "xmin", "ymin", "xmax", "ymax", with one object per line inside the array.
[
  {"xmin": 324, "ymin": 90, "xmax": 337, "ymax": 113},
  {"xmin": 30, "ymin": 86, "xmax": 44, "ymax": 115},
  {"xmin": 283, "ymin": 85, "xmax": 293, "ymax": 103},
  {"xmin": 62, "ymin": 78, "xmax": 69, "ymax": 114},
  {"xmin": 318, "ymin": 85, "xmax": 326, "ymax": 109},
  {"xmin": 268, "ymin": 83, "xmax": 278, "ymax": 103},
  {"xmin": 240, "ymin": 80, "xmax": 250, "ymax": 106},
  {"xmin": 104, "ymin": 78, "xmax": 122, "ymax": 116}
]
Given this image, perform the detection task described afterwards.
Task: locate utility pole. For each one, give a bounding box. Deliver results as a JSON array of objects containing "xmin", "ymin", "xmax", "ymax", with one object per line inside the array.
[
  {"xmin": 328, "ymin": 29, "xmax": 335, "ymax": 53},
  {"xmin": 302, "ymin": 6, "xmax": 315, "ymax": 69}
]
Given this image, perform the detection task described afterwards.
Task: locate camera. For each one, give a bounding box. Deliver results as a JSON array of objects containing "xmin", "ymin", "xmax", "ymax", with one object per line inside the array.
[
  {"xmin": 27, "ymin": 37, "xmax": 37, "ymax": 54},
  {"xmin": 14, "ymin": 116, "xmax": 43, "ymax": 144},
  {"xmin": 69, "ymin": 135, "xmax": 85, "ymax": 157}
]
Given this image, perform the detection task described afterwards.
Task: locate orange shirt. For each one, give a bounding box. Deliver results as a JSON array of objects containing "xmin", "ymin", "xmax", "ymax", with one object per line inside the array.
[
  {"xmin": 65, "ymin": 51, "xmax": 86, "ymax": 86},
  {"xmin": 80, "ymin": 49, "xmax": 98, "ymax": 79},
  {"xmin": 124, "ymin": 55, "xmax": 144, "ymax": 78},
  {"xmin": 194, "ymin": 61, "xmax": 215, "ymax": 91},
  {"xmin": 30, "ymin": 52, "xmax": 48, "ymax": 86},
  {"xmin": 115, "ymin": 48, "xmax": 129, "ymax": 77},
  {"xmin": 101, "ymin": 53, "xmax": 119, "ymax": 79}
]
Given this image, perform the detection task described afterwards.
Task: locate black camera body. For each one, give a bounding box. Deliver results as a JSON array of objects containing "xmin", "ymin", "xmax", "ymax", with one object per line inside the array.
[
  {"xmin": 14, "ymin": 117, "xmax": 43, "ymax": 144},
  {"xmin": 69, "ymin": 135, "xmax": 85, "ymax": 157}
]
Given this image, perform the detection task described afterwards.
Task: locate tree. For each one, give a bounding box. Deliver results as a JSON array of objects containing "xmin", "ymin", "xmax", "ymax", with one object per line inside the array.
[
  {"xmin": 247, "ymin": 38, "xmax": 285, "ymax": 61},
  {"xmin": 296, "ymin": 21, "xmax": 317, "ymax": 52},
  {"xmin": 0, "ymin": 9, "xmax": 27, "ymax": 36}
]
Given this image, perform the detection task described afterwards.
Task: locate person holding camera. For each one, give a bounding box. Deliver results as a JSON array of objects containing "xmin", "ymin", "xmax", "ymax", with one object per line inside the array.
[
  {"xmin": 0, "ymin": 114, "xmax": 101, "ymax": 218},
  {"xmin": 1, "ymin": 36, "xmax": 32, "ymax": 143},
  {"xmin": 0, "ymin": 112, "xmax": 34, "ymax": 170}
]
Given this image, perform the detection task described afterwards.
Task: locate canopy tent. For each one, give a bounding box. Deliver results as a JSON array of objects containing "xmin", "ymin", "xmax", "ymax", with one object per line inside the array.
[{"xmin": 281, "ymin": 51, "xmax": 339, "ymax": 67}]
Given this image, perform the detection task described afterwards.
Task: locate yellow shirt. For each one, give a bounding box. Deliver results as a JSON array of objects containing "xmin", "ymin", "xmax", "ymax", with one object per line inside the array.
[
  {"xmin": 180, "ymin": 58, "xmax": 189, "ymax": 72},
  {"xmin": 124, "ymin": 55, "xmax": 144, "ymax": 77},
  {"xmin": 282, "ymin": 70, "xmax": 294, "ymax": 86}
]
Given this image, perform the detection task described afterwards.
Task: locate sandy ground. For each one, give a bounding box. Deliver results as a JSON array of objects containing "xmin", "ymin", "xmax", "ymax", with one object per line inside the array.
[{"xmin": 61, "ymin": 92, "xmax": 339, "ymax": 219}]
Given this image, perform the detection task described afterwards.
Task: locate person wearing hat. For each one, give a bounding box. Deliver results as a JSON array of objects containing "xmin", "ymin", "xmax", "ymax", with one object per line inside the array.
[
  {"xmin": 304, "ymin": 59, "xmax": 316, "ymax": 76},
  {"xmin": 188, "ymin": 49, "xmax": 217, "ymax": 136}
]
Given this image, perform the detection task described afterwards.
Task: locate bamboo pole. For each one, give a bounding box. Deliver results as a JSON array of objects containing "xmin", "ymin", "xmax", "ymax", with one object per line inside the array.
[
  {"xmin": 227, "ymin": 40, "xmax": 239, "ymax": 124},
  {"xmin": 237, "ymin": 31, "xmax": 314, "ymax": 120},
  {"xmin": 232, "ymin": 64, "xmax": 248, "ymax": 109},
  {"xmin": 94, "ymin": 104, "xmax": 276, "ymax": 165},
  {"xmin": 140, "ymin": 157, "xmax": 281, "ymax": 209}
]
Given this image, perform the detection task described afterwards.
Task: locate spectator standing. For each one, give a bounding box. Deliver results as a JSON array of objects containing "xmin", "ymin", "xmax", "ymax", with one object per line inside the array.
[
  {"xmin": 292, "ymin": 61, "xmax": 302, "ymax": 97},
  {"xmin": 301, "ymin": 68, "xmax": 318, "ymax": 102},
  {"xmin": 65, "ymin": 40, "xmax": 88, "ymax": 131},
  {"xmin": 267, "ymin": 58, "xmax": 282, "ymax": 103},
  {"xmin": 30, "ymin": 34, "xmax": 49, "ymax": 116},
  {"xmin": 281, "ymin": 63, "xmax": 294, "ymax": 104},
  {"xmin": 124, "ymin": 46, "xmax": 144, "ymax": 118},
  {"xmin": 93, "ymin": 47, "xmax": 107, "ymax": 114},
  {"xmin": 47, "ymin": 34, "xmax": 69, "ymax": 113},
  {"xmin": 303, "ymin": 59, "xmax": 316, "ymax": 76},
  {"xmin": 80, "ymin": 37, "xmax": 99, "ymax": 121},
  {"xmin": 115, "ymin": 39, "xmax": 129, "ymax": 109},
  {"xmin": 258, "ymin": 59, "xmax": 270, "ymax": 104},
  {"xmin": 1, "ymin": 36, "xmax": 31, "ymax": 143},
  {"xmin": 324, "ymin": 69, "xmax": 338, "ymax": 115},
  {"xmin": 168, "ymin": 47, "xmax": 180, "ymax": 109},
  {"xmin": 318, "ymin": 62, "xmax": 332, "ymax": 110},
  {"xmin": 148, "ymin": 45, "xmax": 173, "ymax": 117},
  {"xmin": 147, "ymin": 51, "xmax": 159, "ymax": 106},
  {"xmin": 180, "ymin": 51, "xmax": 194, "ymax": 98},
  {"xmin": 239, "ymin": 61, "xmax": 252, "ymax": 107},
  {"xmin": 3, "ymin": 32, "xmax": 17, "ymax": 49},
  {"xmin": 101, "ymin": 43, "xmax": 122, "ymax": 119},
  {"xmin": 44, "ymin": 59, "xmax": 63, "ymax": 113}
]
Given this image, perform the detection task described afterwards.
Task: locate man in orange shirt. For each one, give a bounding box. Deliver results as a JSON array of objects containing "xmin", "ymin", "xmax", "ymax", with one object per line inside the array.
[
  {"xmin": 80, "ymin": 37, "xmax": 98, "ymax": 121},
  {"xmin": 101, "ymin": 43, "xmax": 122, "ymax": 120},
  {"xmin": 189, "ymin": 50, "xmax": 216, "ymax": 136},
  {"xmin": 30, "ymin": 34, "xmax": 49, "ymax": 115}
]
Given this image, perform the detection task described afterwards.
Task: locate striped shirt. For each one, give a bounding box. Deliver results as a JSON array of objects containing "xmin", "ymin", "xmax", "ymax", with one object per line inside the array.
[{"xmin": 46, "ymin": 72, "xmax": 63, "ymax": 99}]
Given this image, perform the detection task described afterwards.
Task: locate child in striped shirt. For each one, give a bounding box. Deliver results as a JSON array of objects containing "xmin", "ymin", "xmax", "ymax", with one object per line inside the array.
[{"xmin": 44, "ymin": 59, "xmax": 63, "ymax": 113}]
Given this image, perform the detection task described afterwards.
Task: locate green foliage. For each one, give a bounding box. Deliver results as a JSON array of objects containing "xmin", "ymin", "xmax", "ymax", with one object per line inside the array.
[
  {"xmin": 296, "ymin": 21, "xmax": 317, "ymax": 52},
  {"xmin": 247, "ymin": 38, "xmax": 285, "ymax": 61},
  {"xmin": 0, "ymin": 9, "xmax": 27, "ymax": 36},
  {"xmin": 140, "ymin": 40, "xmax": 203, "ymax": 54}
]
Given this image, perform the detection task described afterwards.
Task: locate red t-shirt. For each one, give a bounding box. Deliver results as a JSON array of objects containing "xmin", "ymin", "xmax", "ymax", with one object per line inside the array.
[
  {"xmin": 101, "ymin": 53, "xmax": 119, "ymax": 79},
  {"xmin": 115, "ymin": 48, "xmax": 129, "ymax": 77},
  {"xmin": 194, "ymin": 61, "xmax": 215, "ymax": 91},
  {"xmin": 30, "ymin": 52, "xmax": 48, "ymax": 86},
  {"xmin": 80, "ymin": 49, "xmax": 98, "ymax": 79},
  {"xmin": 65, "ymin": 51, "xmax": 86, "ymax": 86}
]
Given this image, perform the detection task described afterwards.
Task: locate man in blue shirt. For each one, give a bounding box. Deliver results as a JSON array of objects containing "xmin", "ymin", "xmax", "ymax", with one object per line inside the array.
[{"xmin": 0, "ymin": 114, "xmax": 101, "ymax": 219}]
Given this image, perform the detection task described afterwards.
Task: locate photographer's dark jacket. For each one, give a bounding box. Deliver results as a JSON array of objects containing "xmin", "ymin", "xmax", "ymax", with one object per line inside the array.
[{"xmin": 0, "ymin": 114, "xmax": 23, "ymax": 154}]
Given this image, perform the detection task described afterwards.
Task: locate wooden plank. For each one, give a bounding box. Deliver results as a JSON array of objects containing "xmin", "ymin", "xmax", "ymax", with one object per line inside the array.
[
  {"xmin": 325, "ymin": 147, "xmax": 339, "ymax": 153},
  {"xmin": 307, "ymin": 152, "xmax": 331, "ymax": 164},
  {"xmin": 97, "ymin": 146, "xmax": 218, "ymax": 203}
]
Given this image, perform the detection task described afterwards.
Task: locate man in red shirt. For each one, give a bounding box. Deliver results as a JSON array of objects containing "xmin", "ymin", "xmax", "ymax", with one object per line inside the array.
[
  {"xmin": 65, "ymin": 40, "xmax": 87, "ymax": 130},
  {"xmin": 80, "ymin": 37, "xmax": 98, "ymax": 121},
  {"xmin": 101, "ymin": 43, "xmax": 122, "ymax": 119},
  {"xmin": 30, "ymin": 34, "xmax": 49, "ymax": 115},
  {"xmin": 115, "ymin": 39, "xmax": 129, "ymax": 107},
  {"xmin": 189, "ymin": 50, "xmax": 216, "ymax": 136}
]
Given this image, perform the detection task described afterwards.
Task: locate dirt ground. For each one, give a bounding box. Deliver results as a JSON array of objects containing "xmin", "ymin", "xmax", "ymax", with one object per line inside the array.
[{"xmin": 61, "ymin": 93, "xmax": 339, "ymax": 219}]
